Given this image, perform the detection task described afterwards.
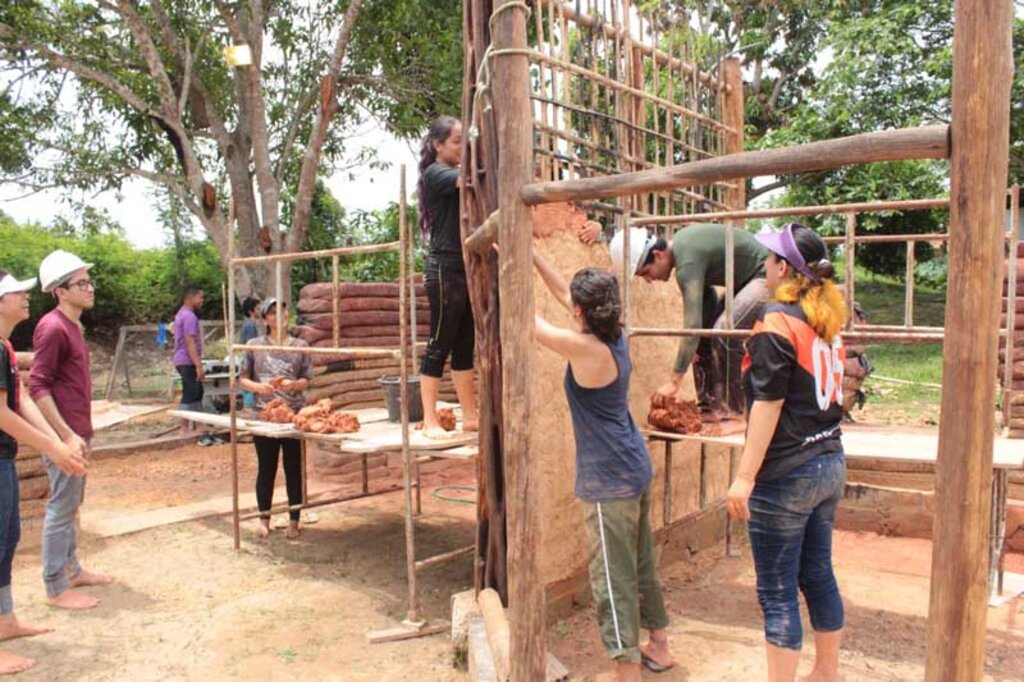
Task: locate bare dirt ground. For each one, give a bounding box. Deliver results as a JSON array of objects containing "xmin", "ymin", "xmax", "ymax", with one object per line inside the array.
[{"xmin": 5, "ymin": 440, "xmax": 1023, "ymax": 681}]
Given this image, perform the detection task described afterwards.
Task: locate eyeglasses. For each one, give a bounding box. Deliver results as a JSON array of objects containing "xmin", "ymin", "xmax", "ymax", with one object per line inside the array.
[{"xmin": 61, "ymin": 278, "xmax": 95, "ymax": 291}]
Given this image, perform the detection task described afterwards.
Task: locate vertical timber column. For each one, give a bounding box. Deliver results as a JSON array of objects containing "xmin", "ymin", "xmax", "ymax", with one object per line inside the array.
[
  {"xmin": 721, "ymin": 57, "xmax": 746, "ymax": 213},
  {"xmin": 721, "ymin": 57, "xmax": 745, "ymax": 410},
  {"xmin": 925, "ymin": 2, "xmax": 1013, "ymax": 680},
  {"xmin": 492, "ymin": 1, "xmax": 545, "ymax": 680}
]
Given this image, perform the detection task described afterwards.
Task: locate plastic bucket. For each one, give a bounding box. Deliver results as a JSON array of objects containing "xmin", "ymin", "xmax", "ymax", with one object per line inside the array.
[{"xmin": 378, "ymin": 375, "xmax": 423, "ymax": 423}]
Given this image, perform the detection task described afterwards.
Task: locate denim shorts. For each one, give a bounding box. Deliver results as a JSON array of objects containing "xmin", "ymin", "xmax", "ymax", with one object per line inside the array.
[{"xmin": 748, "ymin": 450, "xmax": 846, "ymax": 650}]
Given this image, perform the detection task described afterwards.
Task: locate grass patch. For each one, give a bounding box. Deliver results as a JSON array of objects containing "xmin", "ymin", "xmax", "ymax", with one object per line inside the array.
[{"xmin": 838, "ymin": 259, "xmax": 946, "ymax": 423}]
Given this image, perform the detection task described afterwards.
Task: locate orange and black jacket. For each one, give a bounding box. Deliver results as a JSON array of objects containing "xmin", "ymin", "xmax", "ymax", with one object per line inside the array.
[{"xmin": 741, "ymin": 301, "xmax": 846, "ymax": 482}]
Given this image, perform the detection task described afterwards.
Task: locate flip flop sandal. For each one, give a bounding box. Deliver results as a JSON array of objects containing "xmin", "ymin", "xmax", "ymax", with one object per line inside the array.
[{"xmin": 641, "ymin": 653, "xmax": 674, "ymax": 674}]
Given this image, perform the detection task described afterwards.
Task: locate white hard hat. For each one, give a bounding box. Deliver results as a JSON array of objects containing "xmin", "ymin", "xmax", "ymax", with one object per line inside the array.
[
  {"xmin": 609, "ymin": 227, "xmax": 657, "ymax": 276},
  {"xmin": 39, "ymin": 250, "xmax": 93, "ymax": 293}
]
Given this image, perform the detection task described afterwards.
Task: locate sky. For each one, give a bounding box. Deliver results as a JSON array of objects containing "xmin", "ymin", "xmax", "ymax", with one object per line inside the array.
[{"xmin": 0, "ymin": 121, "xmax": 422, "ymax": 250}]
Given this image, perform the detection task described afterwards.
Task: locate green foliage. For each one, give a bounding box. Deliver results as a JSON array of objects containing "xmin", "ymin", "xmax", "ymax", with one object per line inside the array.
[
  {"xmin": 336, "ymin": 202, "xmax": 422, "ymax": 286},
  {"xmin": 0, "ymin": 211, "xmax": 223, "ymax": 347}
]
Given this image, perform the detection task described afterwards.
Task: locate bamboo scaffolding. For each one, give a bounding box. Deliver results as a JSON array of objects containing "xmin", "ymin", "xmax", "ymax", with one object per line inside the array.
[
  {"xmin": 221, "ymin": 166, "xmax": 460, "ymax": 641},
  {"xmin": 545, "ymin": 0, "xmax": 724, "ymax": 90}
]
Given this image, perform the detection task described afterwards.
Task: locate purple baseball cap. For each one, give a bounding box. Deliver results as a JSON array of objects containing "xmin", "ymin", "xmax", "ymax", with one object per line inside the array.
[{"xmin": 756, "ymin": 223, "xmax": 821, "ymax": 282}]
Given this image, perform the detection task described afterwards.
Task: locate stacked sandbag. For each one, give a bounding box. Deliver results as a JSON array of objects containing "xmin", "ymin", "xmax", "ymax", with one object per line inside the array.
[
  {"xmin": 294, "ymin": 282, "xmax": 430, "ymax": 353},
  {"xmin": 15, "ymin": 445, "xmax": 49, "ymax": 517},
  {"xmin": 1001, "ymin": 241, "xmax": 1024, "ymax": 438},
  {"xmin": 308, "ymin": 357, "xmax": 458, "ymax": 410}
]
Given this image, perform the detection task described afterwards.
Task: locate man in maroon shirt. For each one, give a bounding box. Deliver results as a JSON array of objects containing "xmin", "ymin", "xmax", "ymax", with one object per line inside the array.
[{"xmin": 30, "ymin": 250, "xmax": 114, "ymax": 610}]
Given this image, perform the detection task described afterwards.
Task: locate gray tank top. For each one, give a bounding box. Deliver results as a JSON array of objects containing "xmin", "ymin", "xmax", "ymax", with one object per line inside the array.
[{"xmin": 564, "ymin": 334, "xmax": 652, "ymax": 502}]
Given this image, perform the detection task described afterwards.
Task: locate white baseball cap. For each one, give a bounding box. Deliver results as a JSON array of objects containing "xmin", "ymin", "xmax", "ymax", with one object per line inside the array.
[{"xmin": 0, "ymin": 273, "xmax": 37, "ymax": 297}]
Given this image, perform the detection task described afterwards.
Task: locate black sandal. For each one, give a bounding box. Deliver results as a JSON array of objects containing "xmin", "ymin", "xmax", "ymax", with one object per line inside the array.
[{"xmin": 641, "ymin": 652, "xmax": 674, "ymax": 673}]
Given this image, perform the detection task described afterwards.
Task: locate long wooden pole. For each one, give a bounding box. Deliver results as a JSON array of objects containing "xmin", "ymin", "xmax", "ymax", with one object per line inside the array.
[
  {"xmin": 925, "ymin": 1, "xmax": 1014, "ymax": 678},
  {"xmin": 228, "ymin": 208, "xmax": 240, "ymax": 551},
  {"xmin": 631, "ymin": 197, "xmax": 952, "ymax": 226},
  {"xmin": 398, "ymin": 166, "xmax": 417, "ymax": 623},
  {"xmin": 491, "ymin": 1, "xmax": 545, "ymax": 678},
  {"xmin": 521, "ymin": 125, "xmax": 949, "ymax": 205},
  {"xmin": 1004, "ymin": 184, "xmax": 1020, "ymax": 427}
]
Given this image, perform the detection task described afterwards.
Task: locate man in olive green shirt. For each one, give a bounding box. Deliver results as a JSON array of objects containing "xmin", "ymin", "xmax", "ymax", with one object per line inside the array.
[{"xmin": 616, "ymin": 223, "xmax": 769, "ymax": 414}]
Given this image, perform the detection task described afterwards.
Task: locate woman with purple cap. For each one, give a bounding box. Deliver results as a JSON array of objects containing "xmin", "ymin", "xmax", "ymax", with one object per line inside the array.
[{"xmin": 726, "ymin": 223, "xmax": 848, "ymax": 682}]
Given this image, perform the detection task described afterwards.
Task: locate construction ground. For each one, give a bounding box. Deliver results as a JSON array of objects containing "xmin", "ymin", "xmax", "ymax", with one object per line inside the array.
[{"xmin": 6, "ymin": 411, "xmax": 1023, "ymax": 682}]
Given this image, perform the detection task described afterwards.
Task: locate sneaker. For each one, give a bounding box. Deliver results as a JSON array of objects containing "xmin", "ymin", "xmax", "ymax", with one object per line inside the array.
[
  {"xmin": 197, "ymin": 435, "xmax": 215, "ymax": 447},
  {"xmin": 210, "ymin": 435, "xmax": 227, "ymax": 445}
]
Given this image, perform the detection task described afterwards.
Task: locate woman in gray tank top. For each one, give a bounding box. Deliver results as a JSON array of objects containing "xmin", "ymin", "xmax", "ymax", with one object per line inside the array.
[{"xmin": 533, "ymin": 248, "xmax": 676, "ymax": 679}]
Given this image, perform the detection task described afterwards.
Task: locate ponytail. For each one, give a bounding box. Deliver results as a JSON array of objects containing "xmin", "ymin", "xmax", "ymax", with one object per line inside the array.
[
  {"xmin": 417, "ymin": 115, "xmax": 460, "ymax": 239},
  {"xmin": 773, "ymin": 226, "xmax": 847, "ymax": 344}
]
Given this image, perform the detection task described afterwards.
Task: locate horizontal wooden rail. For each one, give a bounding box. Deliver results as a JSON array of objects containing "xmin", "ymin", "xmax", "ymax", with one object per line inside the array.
[
  {"xmin": 632, "ymin": 198, "xmax": 952, "ymax": 226},
  {"xmin": 522, "ymin": 125, "xmax": 950, "ymax": 206},
  {"xmin": 628, "ymin": 327, "xmax": 946, "ymax": 343},
  {"xmin": 229, "ymin": 344, "xmax": 400, "ymax": 358},
  {"xmin": 231, "ymin": 241, "xmax": 400, "ymax": 265}
]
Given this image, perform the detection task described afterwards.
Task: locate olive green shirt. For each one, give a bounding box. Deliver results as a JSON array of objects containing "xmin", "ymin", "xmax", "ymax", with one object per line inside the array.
[{"xmin": 672, "ymin": 223, "xmax": 768, "ymax": 373}]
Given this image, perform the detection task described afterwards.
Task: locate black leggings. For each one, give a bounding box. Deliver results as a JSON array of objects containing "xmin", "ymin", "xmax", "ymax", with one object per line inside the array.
[
  {"xmin": 420, "ymin": 257, "xmax": 475, "ymax": 378},
  {"xmin": 253, "ymin": 437, "xmax": 303, "ymax": 521}
]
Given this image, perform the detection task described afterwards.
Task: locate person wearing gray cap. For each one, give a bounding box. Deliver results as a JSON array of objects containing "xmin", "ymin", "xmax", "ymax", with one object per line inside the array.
[{"xmin": 611, "ymin": 223, "xmax": 769, "ymax": 417}]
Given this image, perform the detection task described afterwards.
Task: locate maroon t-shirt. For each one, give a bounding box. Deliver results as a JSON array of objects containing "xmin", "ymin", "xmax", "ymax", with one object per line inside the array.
[{"xmin": 29, "ymin": 309, "xmax": 93, "ymax": 439}]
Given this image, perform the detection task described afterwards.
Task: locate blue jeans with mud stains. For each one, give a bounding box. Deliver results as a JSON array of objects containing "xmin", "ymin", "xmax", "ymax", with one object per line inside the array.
[{"xmin": 748, "ymin": 450, "xmax": 846, "ymax": 650}]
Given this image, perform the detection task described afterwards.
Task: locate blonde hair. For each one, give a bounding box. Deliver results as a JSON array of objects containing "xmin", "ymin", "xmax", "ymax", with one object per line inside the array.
[{"xmin": 774, "ymin": 273, "xmax": 847, "ymax": 344}]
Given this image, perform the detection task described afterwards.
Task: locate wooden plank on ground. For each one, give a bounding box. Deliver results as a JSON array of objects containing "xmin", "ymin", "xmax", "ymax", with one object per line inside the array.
[{"xmin": 366, "ymin": 619, "xmax": 450, "ymax": 644}]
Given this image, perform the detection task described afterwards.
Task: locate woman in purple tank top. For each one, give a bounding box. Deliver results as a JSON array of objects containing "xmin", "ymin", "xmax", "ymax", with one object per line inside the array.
[{"xmin": 533, "ymin": 248, "xmax": 676, "ymax": 680}]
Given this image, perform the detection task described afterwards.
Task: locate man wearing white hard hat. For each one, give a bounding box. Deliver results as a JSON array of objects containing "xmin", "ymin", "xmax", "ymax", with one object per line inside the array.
[
  {"xmin": 0, "ymin": 268, "xmax": 87, "ymax": 674},
  {"xmin": 610, "ymin": 224, "xmax": 769, "ymax": 416},
  {"xmin": 30, "ymin": 250, "xmax": 113, "ymax": 610}
]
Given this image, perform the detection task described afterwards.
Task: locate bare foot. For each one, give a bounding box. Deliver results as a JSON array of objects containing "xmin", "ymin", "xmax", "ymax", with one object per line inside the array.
[
  {"xmin": 798, "ymin": 673, "xmax": 842, "ymax": 682},
  {"xmin": 69, "ymin": 569, "xmax": 113, "ymax": 588},
  {"xmin": 0, "ymin": 651, "xmax": 36, "ymax": 675},
  {"xmin": 47, "ymin": 590, "xmax": 99, "ymax": 610},
  {"xmin": 285, "ymin": 524, "xmax": 301, "ymax": 540},
  {"xmin": 256, "ymin": 522, "xmax": 271, "ymax": 539},
  {"xmin": 0, "ymin": 617, "xmax": 50, "ymax": 641}
]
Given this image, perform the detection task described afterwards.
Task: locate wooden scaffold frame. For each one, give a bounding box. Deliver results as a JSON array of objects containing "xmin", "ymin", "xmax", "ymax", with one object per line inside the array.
[
  {"xmin": 465, "ymin": 0, "xmax": 1016, "ymax": 679},
  {"xmin": 212, "ymin": 167, "xmax": 473, "ymax": 639}
]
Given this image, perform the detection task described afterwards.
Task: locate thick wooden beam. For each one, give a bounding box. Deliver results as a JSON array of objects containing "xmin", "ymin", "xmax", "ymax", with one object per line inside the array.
[
  {"xmin": 465, "ymin": 210, "xmax": 501, "ymax": 256},
  {"xmin": 491, "ymin": 1, "xmax": 545, "ymax": 680},
  {"xmin": 924, "ymin": 1, "xmax": 1014, "ymax": 680},
  {"xmin": 521, "ymin": 125, "xmax": 949, "ymax": 206}
]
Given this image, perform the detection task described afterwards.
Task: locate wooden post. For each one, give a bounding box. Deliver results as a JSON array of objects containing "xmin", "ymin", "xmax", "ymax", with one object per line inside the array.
[
  {"xmin": 1004, "ymin": 184, "xmax": 1020, "ymax": 427},
  {"xmin": 227, "ymin": 210, "xmax": 240, "ymax": 551},
  {"xmin": 721, "ymin": 57, "xmax": 745, "ymax": 212},
  {"xmin": 905, "ymin": 241, "xmax": 916, "ymax": 327},
  {"xmin": 399, "ymin": 165, "xmax": 418, "ymax": 623},
  {"xmin": 104, "ymin": 327, "xmax": 128, "ymax": 399},
  {"xmin": 844, "ymin": 213, "xmax": 856, "ymax": 331},
  {"xmin": 332, "ymin": 255, "xmax": 340, "ymax": 348},
  {"xmin": 925, "ymin": 1, "xmax": 1014, "ymax": 679},
  {"xmin": 491, "ymin": 1, "xmax": 545, "ymax": 679},
  {"xmin": 721, "ymin": 58, "xmax": 744, "ymax": 387}
]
